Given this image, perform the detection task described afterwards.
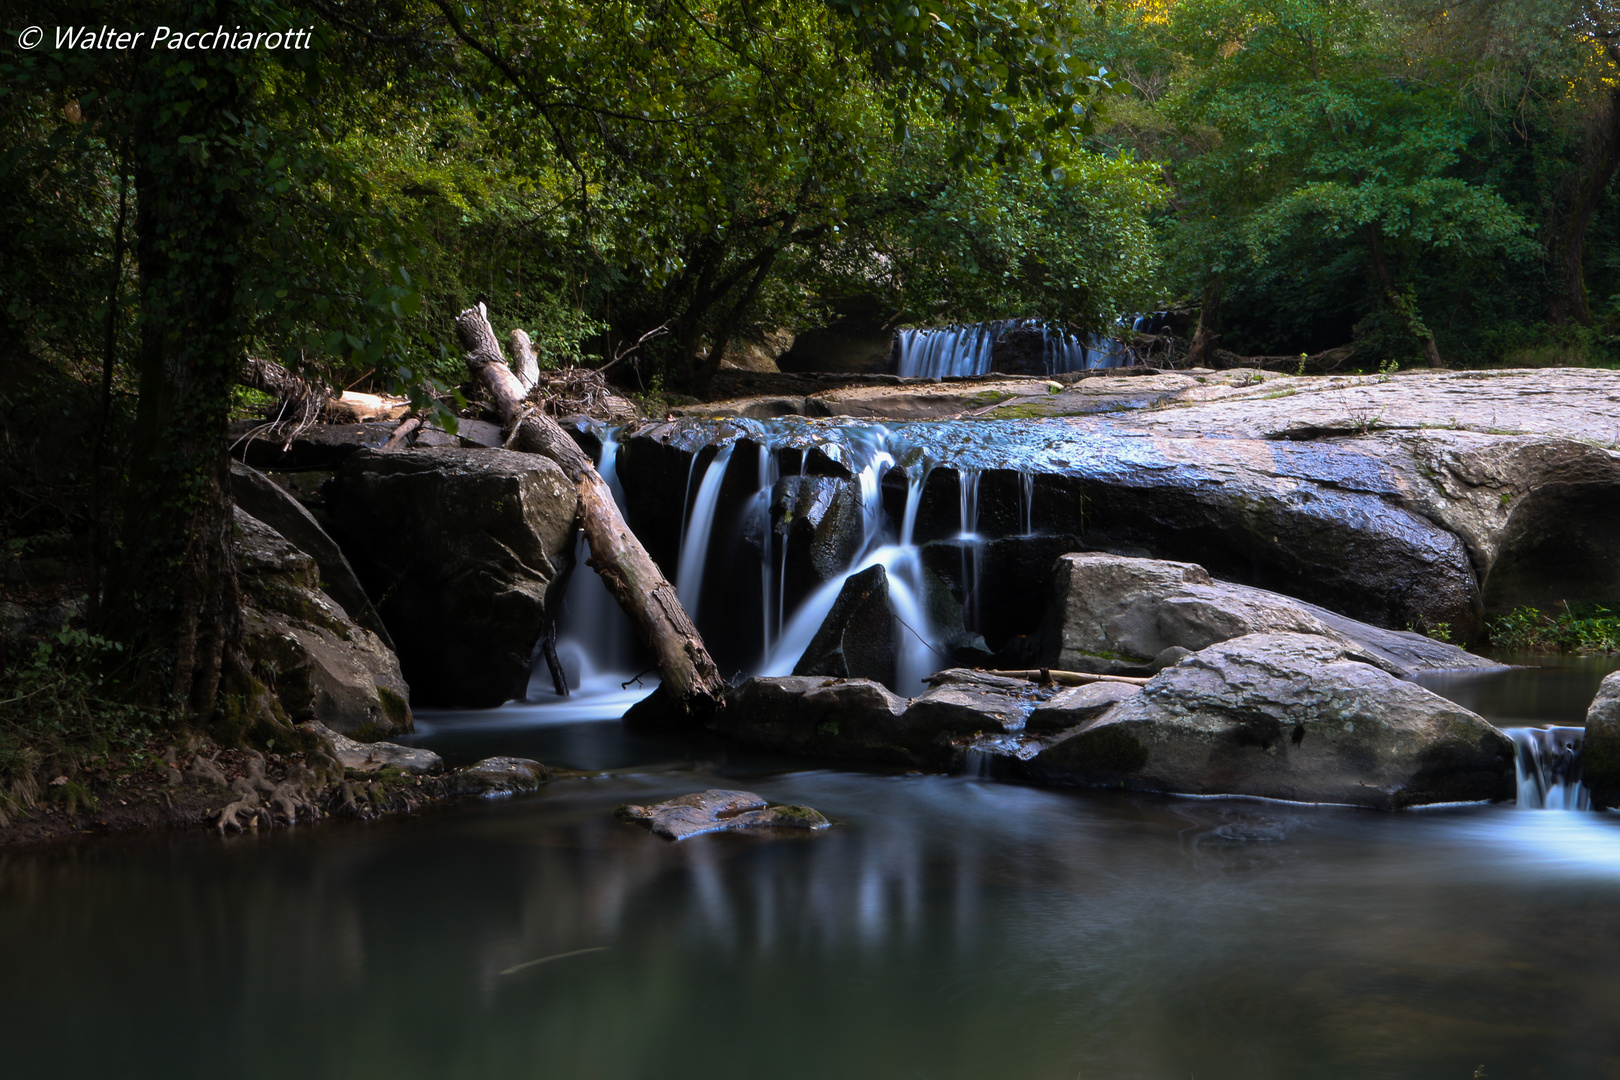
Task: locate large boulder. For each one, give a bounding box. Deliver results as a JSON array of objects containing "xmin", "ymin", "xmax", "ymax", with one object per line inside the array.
[
  {"xmin": 1043, "ymin": 553, "xmax": 1498, "ymax": 677},
  {"xmin": 328, "ymin": 448, "xmax": 578, "ymax": 708},
  {"xmin": 1031, "ymin": 633, "xmax": 1515, "ymax": 808},
  {"xmin": 235, "ymin": 509, "xmax": 413, "ymax": 738},
  {"xmin": 1584, "ymin": 671, "xmax": 1620, "ymax": 809}
]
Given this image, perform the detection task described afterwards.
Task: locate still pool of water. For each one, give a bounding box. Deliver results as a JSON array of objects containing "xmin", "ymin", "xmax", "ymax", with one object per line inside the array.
[{"xmin": 2, "ymin": 658, "xmax": 1618, "ymax": 1080}]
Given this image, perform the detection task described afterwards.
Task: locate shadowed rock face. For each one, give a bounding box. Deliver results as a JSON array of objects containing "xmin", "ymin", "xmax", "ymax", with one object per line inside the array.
[
  {"xmin": 234, "ymin": 509, "xmax": 413, "ymax": 739},
  {"xmin": 1585, "ymin": 672, "xmax": 1620, "ymax": 809},
  {"xmin": 328, "ymin": 448, "xmax": 578, "ymax": 709},
  {"xmin": 1031, "ymin": 633, "xmax": 1515, "ymax": 809},
  {"xmin": 793, "ymin": 564, "xmax": 895, "ymax": 684}
]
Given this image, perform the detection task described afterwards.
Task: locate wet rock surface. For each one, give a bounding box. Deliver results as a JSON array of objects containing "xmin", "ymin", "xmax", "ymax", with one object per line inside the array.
[
  {"xmin": 615, "ymin": 789, "xmax": 831, "ymax": 840},
  {"xmin": 446, "ymin": 757, "xmax": 551, "ymax": 797},
  {"xmin": 1584, "ymin": 672, "xmax": 1620, "ymax": 809},
  {"xmin": 235, "ymin": 508, "xmax": 413, "ymax": 738},
  {"xmin": 1027, "ymin": 681, "xmax": 1142, "ymax": 734},
  {"xmin": 1044, "ymin": 553, "xmax": 1498, "ymax": 678},
  {"xmin": 1031, "ymin": 633, "xmax": 1515, "ymax": 808},
  {"xmin": 328, "ymin": 448, "xmax": 577, "ymax": 708},
  {"xmin": 301, "ymin": 722, "xmax": 443, "ymax": 776}
]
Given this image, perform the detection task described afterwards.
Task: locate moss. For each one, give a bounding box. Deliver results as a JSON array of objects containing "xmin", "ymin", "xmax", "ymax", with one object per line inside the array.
[{"xmin": 376, "ymin": 685, "xmax": 411, "ymax": 728}]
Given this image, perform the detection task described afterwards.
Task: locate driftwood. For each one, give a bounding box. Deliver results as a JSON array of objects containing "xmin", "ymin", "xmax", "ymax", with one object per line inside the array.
[
  {"xmin": 973, "ymin": 669, "xmax": 1153, "ymax": 687},
  {"xmin": 240, "ymin": 356, "xmax": 409, "ymax": 446},
  {"xmin": 1209, "ymin": 345, "xmax": 1354, "ymax": 374},
  {"xmin": 455, "ymin": 304, "xmax": 727, "ymax": 722}
]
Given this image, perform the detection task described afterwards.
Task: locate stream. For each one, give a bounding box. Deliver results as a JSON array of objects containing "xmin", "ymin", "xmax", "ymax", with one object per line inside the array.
[{"xmin": 2, "ymin": 657, "xmax": 1618, "ymax": 1079}]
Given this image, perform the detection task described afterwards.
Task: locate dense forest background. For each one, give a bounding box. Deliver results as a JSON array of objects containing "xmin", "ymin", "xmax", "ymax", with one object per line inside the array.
[
  {"xmin": 5, "ymin": 0, "xmax": 1620, "ymax": 739},
  {"xmin": 12, "ymin": 0, "xmax": 1620, "ymax": 409}
]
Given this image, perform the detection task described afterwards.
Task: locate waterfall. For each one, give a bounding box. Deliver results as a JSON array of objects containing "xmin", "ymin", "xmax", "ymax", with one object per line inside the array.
[
  {"xmin": 544, "ymin": 421, "xmax": 1032, "ymax": 708},
  {"xmin": 1018, "ymin": 471, "xmax": 1034, "ymax": 536},
  {"xmin": 760, "ymin": 440, "xmax": 939, "ymax": 695},
  {"xmin": 1507, "ymin": 727, "xmax": 1590, "ymax": 810},
  {"xmin": 675, "ymin": 444, "xmax": 735, "ymax": 619},
  {"xmin": 958, "ymin": 469, "xmax": 982, "ymax": 633},
  {"xmin": 894, "ymin": 319, "xmax": 1137, "ymax": 378},
  {"xmin": 544, "ymin": 429, "xmax": 651, "ymax": 713}
]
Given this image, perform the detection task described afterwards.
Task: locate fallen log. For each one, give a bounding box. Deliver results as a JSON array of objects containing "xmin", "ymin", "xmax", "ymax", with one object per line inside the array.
[{"xmin": 455, "ymin": 304, "xmax": 726, "ymax": 723}]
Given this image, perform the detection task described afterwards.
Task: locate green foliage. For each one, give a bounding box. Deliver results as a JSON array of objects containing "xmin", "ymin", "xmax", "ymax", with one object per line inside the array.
[
  {"xmin": 1486, "ymin": 605, "xmax": 1620, "ymax": 654},
  {"xmin": 1096, "ymin": 0, "xmax": 1620, "ymax": 365},
  {"xmin": 0, "ymin": 627, "xmax": 175, "ymax": 825}
]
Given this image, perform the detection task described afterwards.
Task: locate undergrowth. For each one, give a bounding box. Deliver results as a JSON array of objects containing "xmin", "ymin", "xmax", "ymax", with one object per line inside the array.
[
  {"xmin": 1486, "ymin": 604, "xmax": 1620, "ymax": 654},
  {"xmin": 0, "ymin": 627, "xmax": 176, "ymax": 825}
]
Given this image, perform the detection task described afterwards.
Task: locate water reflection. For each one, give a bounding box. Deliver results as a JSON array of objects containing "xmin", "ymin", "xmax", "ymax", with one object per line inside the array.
[{"xmin": 6, "ymin": 761, "xmax": 1620, "ymax": 1079}]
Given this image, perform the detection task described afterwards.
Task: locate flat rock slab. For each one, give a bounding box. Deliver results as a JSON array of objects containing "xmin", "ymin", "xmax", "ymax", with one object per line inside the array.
[
  {"xmin": 616, "ymin": 789, "xmax": 832, "ymax": 840},
  {"xmin": 447, "ymin": 757, "xmax": 551, "ymax": 797},
  {"xmin": 302, "ymin": 722, "xmax": 442, "ymax": 775}
]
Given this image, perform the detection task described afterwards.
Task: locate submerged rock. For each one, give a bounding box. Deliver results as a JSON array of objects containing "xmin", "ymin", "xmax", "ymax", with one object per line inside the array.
[
  {"xmin": 235, "ymin": 508, "xmax": 413, "ymax": 739},
  {"xmin": 615, "ymin": 789, "xmax": 831, "ymax": 840},
  {"xmin": 1584, "ymin": 672, "xmax": 1620, "ymax": 809},
  {"xmin": 301, "ymin": 721, "xmax": 442, "ymax": 776},
  {"xmin": 446, "ymin": 757, "xmax": 551, "ymax": 797},
  {"xmin": 328, "ymin": 448, "xmax": 577, "ymax": 708},
  {"xmin": 1031, "ymin": 632, "xmax": 1514, "ymax": 808},
  {"xmin": 1043, "ymin": 553, "xmax": 1498, "ymax": 678}
]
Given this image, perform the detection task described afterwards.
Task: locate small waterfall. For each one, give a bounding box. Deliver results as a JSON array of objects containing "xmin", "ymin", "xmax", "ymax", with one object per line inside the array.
[
  {"xmin": 958, "ymin": 469, "xmax": 982, "ymax": 633},
  {"xmin": 675, "ymin": 444, "xmax": 735, "ymax": 619},
  {"xmin": 895, "ymin": 319, "xmax": 1138, "ymax": 378},
  {"xmin": 548, "ymin": 430, "xmax": 642, "ymax": 700},
  {"xmin": 1018, "ymin": 471, "xmax": 1034, "ymax": 536},
  {"xmin": 1507, "ymin": 727, "xmax": 1590, "ymax": 810}
]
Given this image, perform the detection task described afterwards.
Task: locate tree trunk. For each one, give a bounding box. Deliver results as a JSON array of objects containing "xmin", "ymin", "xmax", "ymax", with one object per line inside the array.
[
  {"xmin": 1549, "ymin": 80, "xmax": 1620, "ymax": 326},
  {"xmin": 1365, "ymin": 226, "xmax": 1443, "ymax": 368},
  {"xmin": 1184, "ymin": 279, "xmax": 1222, "ymax": 367},
  {"xmin": 102, "ymin": 20, "xmax": 253, "ymax": 721},
  {"xmin": 455, "ymin": 305, "xmax": 727, "ymax": 722}
]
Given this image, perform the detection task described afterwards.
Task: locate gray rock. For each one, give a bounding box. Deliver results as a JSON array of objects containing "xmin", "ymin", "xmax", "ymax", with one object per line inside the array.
[
  {"xmin": 906, "ymin": 670, "xmax": 1043, "ymax": 734},
  {"xmin": 1584, "ymin": 671, "xmax": 1620, "ymax": 809},
  {"xmin": 1043, "ymin": 553, "xmax": 1498, "ymax": 677},
  {"xmin": 230, "ymin": 420, "xmax": 398, "ymax": 470},
  {"xmin": 615, "ymin": 789, "xmax": 831, "ymax": 840},
  {"xmin": 722, "ymin": 669, "xmax": 1050, "ymax": 768},
  {"xmin": 1032, "ymin": 632, "xmax": 1515, "ymax": 808},
  {"xmin": 447, "ymin": 757, "xmax": 550, "ymax": 797},
  {"xmin": 328, "ymin": 448, "xmax": 578, "ymax": 708},
  {"xmin": 1027, "ymin": 681, "xmax": 1142, "ymax": 734},
  {"xmin": 774, "ymin": 474, "xmax": 867, "ymax": 611},
  {"xmin": 231, "ymin": 460, "xmax": 392, "ymax": 647},
  {"xmin": 793, "ymin": 564, "xmax": 895, "ymax": 684},
  {"xmin": 722, "ymin": 676, "xmax": 912, "ymax": 763},
  {"xmin": 235, "ymin": 509, "xmax": 412, "ymax": 738},
  {"xmin": 301, "ymin": 721, "xmax": 442, "ymax": 775}
]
